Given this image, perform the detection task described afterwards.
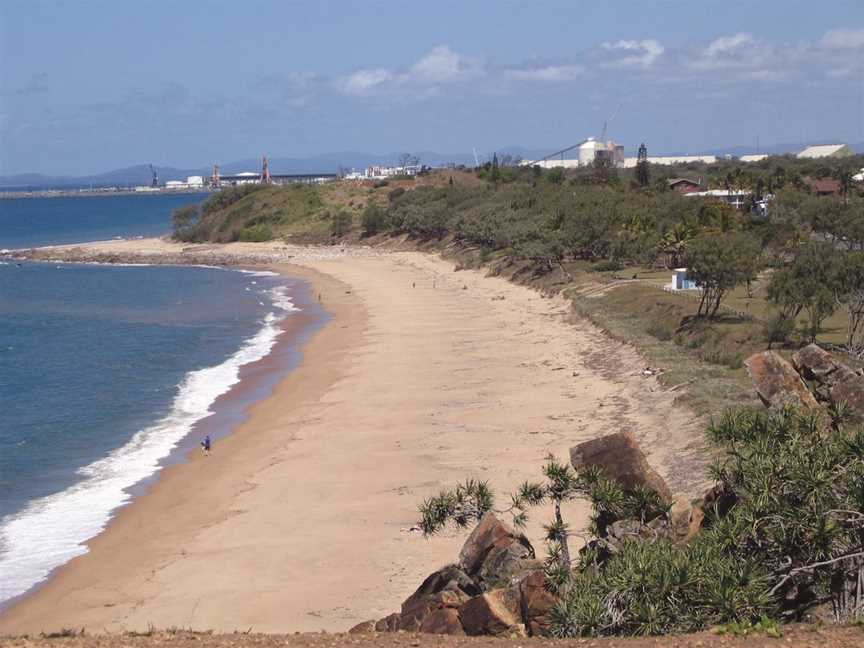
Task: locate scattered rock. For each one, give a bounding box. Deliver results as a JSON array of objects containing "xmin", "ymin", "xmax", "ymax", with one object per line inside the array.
[
  {"xmin": 831, "ymin": 372, "xmax": 864, "ymax": 420},
  {"xmin": 519, "ymin": 570, "xmax": 557, "ymax": 637},
  {"xmin": 418, "ymin": 607, "xmax": 464, "ymax": 635},
  {"xmin": 347, "ymin": 620, "xmax": 376, "ymax": 634},
  {"xmin": 458, "ymin": 513, "xmax": 535, "ymax": 590},
  {"xmin": 744, "ymin": 351, "xmax": 820, "ymax": 411},
  {"xmin": 398, "ymin": 565, "xmax": 476, "ymax": 631},
  {"xmin": 374, "ymin": 613, "xmax": 400, "ymax": 632},
  {"xmin": 569, "ymin": 432, "xmax": 673, "ymax": 501},
  {"xmin": 792, "ymin": 344, "xmax": 843, "ymax": 383},
  {"xmin": 458, "ymin": 588, "xmax": 524, "ymax": 637}
]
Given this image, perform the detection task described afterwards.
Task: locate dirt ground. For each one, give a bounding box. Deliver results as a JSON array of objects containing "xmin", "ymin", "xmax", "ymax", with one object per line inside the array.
[{"xmin": 1, "ymin": 625, "xmax": 862, "ymax": 648}]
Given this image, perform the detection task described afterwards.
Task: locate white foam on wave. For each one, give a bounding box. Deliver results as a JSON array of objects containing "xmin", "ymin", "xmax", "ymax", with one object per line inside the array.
[{"xmin": 0, "ymin": 282, "xmax": 300, "ymax": 604}]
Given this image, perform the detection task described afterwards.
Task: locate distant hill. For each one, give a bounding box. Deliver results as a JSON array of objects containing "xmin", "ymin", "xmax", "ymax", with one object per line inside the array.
[{"xmin": 3, "ymin": 141, "xmax": 861, "ymax": 190}]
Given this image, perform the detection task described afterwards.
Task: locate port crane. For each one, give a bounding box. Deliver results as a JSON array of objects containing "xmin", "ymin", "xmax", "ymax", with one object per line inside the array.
[
  {"xmin": 534, "ymin": 104, "xmax": 623, "ymax": 164},
  {"xmin": 149, "ymin": 164, "xmax": 158, "ymax": 188}
]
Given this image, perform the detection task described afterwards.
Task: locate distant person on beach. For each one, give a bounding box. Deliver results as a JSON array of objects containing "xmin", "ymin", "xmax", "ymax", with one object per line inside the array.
[{"xmin": 201, "ymin": 435, "xmax": 211, "ymax": 456}]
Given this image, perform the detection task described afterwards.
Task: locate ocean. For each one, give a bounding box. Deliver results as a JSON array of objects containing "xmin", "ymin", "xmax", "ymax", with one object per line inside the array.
[{"xmin": 0, "ymin": 194, "xmax": 319, "ymax": 606}]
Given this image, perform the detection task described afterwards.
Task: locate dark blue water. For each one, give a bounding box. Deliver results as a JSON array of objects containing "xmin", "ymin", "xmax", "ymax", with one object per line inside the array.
[
  {"xmin": 0, "ymin": 195, "xmax": 306, "ymax": 605},
  {"xmin": 0, "ymin": 193, "xmax": 207, "ymax": 249}
]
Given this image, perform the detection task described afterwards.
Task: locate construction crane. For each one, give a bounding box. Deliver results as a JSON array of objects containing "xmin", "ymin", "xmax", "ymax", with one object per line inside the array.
[
  {"xmin": 149, "ymin": 164, "xmax": 158, "ymax": 188},
  {"xmin": 599, "ymin": 103, "xmax": 622, "ymax": 143}
]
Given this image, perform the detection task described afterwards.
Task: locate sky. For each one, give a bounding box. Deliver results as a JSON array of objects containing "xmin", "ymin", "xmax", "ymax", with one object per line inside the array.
[{"xmin": 1, "ymin": 0, "xmax": 863, "ymax": 176}]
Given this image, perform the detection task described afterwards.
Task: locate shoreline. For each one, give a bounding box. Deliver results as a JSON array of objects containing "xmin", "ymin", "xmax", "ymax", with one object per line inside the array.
[
  {"xmin": 0, "ymin": 239, "xmax": 708, "ymax": 635},
  {"xmin": 0, "ymin": 262, "xmax": 328, "ymax": 615}
]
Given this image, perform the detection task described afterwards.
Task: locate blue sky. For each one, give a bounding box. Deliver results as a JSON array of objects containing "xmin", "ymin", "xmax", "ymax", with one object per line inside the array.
[{"xmin": 1, "ymin": 0, "xmax": 863, "ymax": 175}]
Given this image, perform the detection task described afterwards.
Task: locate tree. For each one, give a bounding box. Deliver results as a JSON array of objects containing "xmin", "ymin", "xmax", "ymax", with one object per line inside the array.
[
  {"xmin": 398, "ymin": 153, "xmax": 420, "ymax": 169},
  {"xmin": 360, "ymin": 202, "xmax": 386, "ymax": 236},
  {"xmin": 330, "ymin": 210, "xmax": 352, "ymax": 238},
  {"xmin": 835, "ymin": 166, "xmax": 855, "ymax": 206},
  {"xmin": 635, "ymin": 142, "xmax": 650, "ymax": 187},
  {"xmin": 684, "ymin": 232, "xmax": 761, "ymax": 318},
  {"xmin": 490, "ymin": 153, "xmax": 500, "ymax": 184},
  {"xmin": 836, "ymin": 251, "xmax": 864, "ymax": 356},
  {"xmin": 767, "ymin": 242, "xmax": 840, "ymax": 343},
  {"xmin": 171, "ymin": 204, "xmax": 201, "ymax": 241}
]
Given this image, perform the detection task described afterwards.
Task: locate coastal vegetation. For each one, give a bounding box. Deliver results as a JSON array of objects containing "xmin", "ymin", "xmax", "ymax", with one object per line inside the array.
[
  {"xmin": 171, "ymin": 153, "xmax": 864, "ymax": 415},
  {"xmin": 418, "ymin": 406, "xmax": 864, "ymax": 637}
]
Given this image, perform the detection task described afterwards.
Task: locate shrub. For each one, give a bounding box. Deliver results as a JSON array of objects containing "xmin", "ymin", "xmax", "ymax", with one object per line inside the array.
[
  {"xmin": 238, "ymin": 223, "xmax": 273, "ymax": 242},
  {"xmin": 592, "ymin": 259, "xmax": 623, "ymax": 272},
  {"xmin": 361, "ymin": 203, "xmax": 386, "ymax": 236},
  {"xmin": 330, "ymin": 210, "xmax": 352, "ymax": 237}
]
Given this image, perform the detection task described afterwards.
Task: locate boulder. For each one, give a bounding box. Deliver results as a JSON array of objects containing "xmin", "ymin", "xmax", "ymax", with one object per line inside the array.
[
  {"xmin": 458, "ymin": 587, "xmax": 525, "ymax": 637},
  {"xmin": 398, "ymin": 565, "xmax": 476, "ymax": 631},
  {"xmin": 831, "ymin": 372, "xmax": 864, "ymax": 420},
  {"xmin": 569, "ymin": 432, "xmax": 672, "ymax": 501},
  {"xmin": 519, "ymin": 570, "xmax": 558, "ymax": 637},
  {"xmin": 419, "ymin": 607, "xmax": 464, "ymax": 635},
  {"xmin": 792, "ymin": 344, "xmax": 844, "ymax": 384},
  {"xmin": 745, "ymin": 351, "xmax": 820, "ymax": 411},
  {"xmin": 348, "ymin": 620, "xmax": 376, "ymax": 634},
  {"xmin": 458, "ymin": 513, "xmax": 534, "ymax": 590},
  {"xmin": 374, "ymin": 613, "xmax": 400, "ymax": 633}
]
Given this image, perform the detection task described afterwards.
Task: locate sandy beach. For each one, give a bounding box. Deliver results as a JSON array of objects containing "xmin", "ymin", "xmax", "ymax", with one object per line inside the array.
[{"xmin": 0, "ymin": 240, "xmax": 708, "ymax": 635}]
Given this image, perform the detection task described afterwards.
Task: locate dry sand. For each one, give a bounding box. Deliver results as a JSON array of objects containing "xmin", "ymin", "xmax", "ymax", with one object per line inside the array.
[{"xmin": 0, "ymin": 240, "xmax": 708, "ymax": 635}]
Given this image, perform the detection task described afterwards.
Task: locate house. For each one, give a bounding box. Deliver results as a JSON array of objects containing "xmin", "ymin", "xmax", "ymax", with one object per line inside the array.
[
  {"xmin": 667, "ymin": 178, "xmax": 701, "ymax": 194},
  {"xmin": 667, "ymin": 268, "xmax": 699, "ymax": 291},
  {"xmin": 804, "ymin": 177, "xmax": 841, "ymax": 196},
  {"xmin": 797, "ymin": 143, "xmax": 854, "ymax": 159},
  {"xmin": 739, "ymin": 154, "xmax": 769, "ymax": 163}
]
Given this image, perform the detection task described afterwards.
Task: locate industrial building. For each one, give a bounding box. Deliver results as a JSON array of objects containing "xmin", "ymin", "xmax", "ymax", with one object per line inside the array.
[
  {"xmin": 524, "ymin": 137, "xmax": 625, "ymax": 169},
  {"xmin": 797, "ymin": 143, "xmax": 854, "ymax": 159}
]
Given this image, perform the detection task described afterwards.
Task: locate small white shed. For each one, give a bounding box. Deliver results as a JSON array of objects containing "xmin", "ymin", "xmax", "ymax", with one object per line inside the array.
[{"xmin": 669, "ymin": 268, "xmax": 699, "ymax": 291}]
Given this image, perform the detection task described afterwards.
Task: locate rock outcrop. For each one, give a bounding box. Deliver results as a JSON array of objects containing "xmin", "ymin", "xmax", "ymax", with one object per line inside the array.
[
  {"xmin": 747, "ymin": 345, "xmax": 864, "ymax": 421},
  {"xmin": 569, "ymin": 431, "xmax": 673, "ymax": 501},
  {"xmin": 372, "ymin": 513, "xmax": 550, "ymax": 637},
  {"xmin": 744, "ymin": 351, "xmax": 820, "ymax": 411}
]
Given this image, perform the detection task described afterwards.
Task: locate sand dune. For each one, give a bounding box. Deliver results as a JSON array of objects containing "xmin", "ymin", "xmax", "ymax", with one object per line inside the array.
[{"xmin": 0, "ymin": 243, "xmax": 707, "ymax": 634}]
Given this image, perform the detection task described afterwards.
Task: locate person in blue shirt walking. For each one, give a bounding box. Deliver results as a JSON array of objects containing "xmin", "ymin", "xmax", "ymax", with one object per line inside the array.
[{"xmin": 201, "ymin": 435, "xmax": 211, "ymax": 456}]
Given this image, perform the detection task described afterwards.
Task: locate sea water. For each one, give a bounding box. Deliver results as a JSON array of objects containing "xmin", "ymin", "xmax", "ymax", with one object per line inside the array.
[{"xmin": 0, "ymin": 195, "xmax": 307, "ymax": 605}]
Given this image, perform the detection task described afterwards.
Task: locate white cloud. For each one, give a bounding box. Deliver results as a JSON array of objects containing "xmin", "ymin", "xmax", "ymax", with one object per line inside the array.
[
  {"xmin": 506, "ymin": 64, "xmax": 584, "ymax": 82},
  {"xmin": 821, "ymin": 28, "xmax": 864, "ymax": 49},
  {"xmin": 601, "ymin": 39, "xmax": 664, "ymax": 67},
  {"xmin": 704, "ymin": 33, "xmax": 755, "ymax": 58},
  {"xmin": 410, "ymin": 46, "xmax": 468, "ymax": 82},
  {"xmin": 340, "ymin": 68, "xmax": 393, "ymax": 95}
]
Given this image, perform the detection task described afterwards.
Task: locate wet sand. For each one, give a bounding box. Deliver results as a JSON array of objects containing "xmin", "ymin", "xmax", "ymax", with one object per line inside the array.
[{"xmin": 0, "ymin": 242, "xmax": 707, "ymax": 634}]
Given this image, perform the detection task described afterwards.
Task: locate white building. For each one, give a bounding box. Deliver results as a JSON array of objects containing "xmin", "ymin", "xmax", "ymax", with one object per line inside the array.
[
  {"xmin": 186, "ymin": 175, "xmax": 204, "ymax": 188},
  {"xmin": 667, "ymin": 268, "xmax": 699, "ymax": 291},
  {"xmin": 621, "ymin": 155, "xmax": 718, "ymax": 168},
  {"xmin": 797, "ymin": 143, "xmax": 854, "ymax": 159},
  {"xmin": 523, "ymin": 138, "xmax": 625, "ymax": 169},
  {"xmin": 739, "ymin": 154, "xmax": 769, "ymax": 163},
  {"xmin": 165, "ymin": 180, "xmax": 186, "ymax": 190},
  {"xmin": 684, "ymin": 189, "xmax": 751, "ymax": 209}
]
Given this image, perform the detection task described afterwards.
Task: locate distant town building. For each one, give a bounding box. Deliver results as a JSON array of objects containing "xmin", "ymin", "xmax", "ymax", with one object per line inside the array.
[
  {"xmin": 622, "ymin": 155, "xmax": 718, "ymax": 167},
  {"xmin": 684, "ymin": 189, "xmax": 751, "ymax": 210},
  {"xmin": 739, "ymin": 154, "xmax": 769, "ymax": 163},
  {"xmin": 668, "ymin": 178, "xmax": 702, "ymax": 194},
  {"xmin": 797, "ymin": 143, "xmax": 854, "ymax": 159},
  {"xmin": 186, "ymin": 175, "xmax": 204, "ymax": 188}
]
